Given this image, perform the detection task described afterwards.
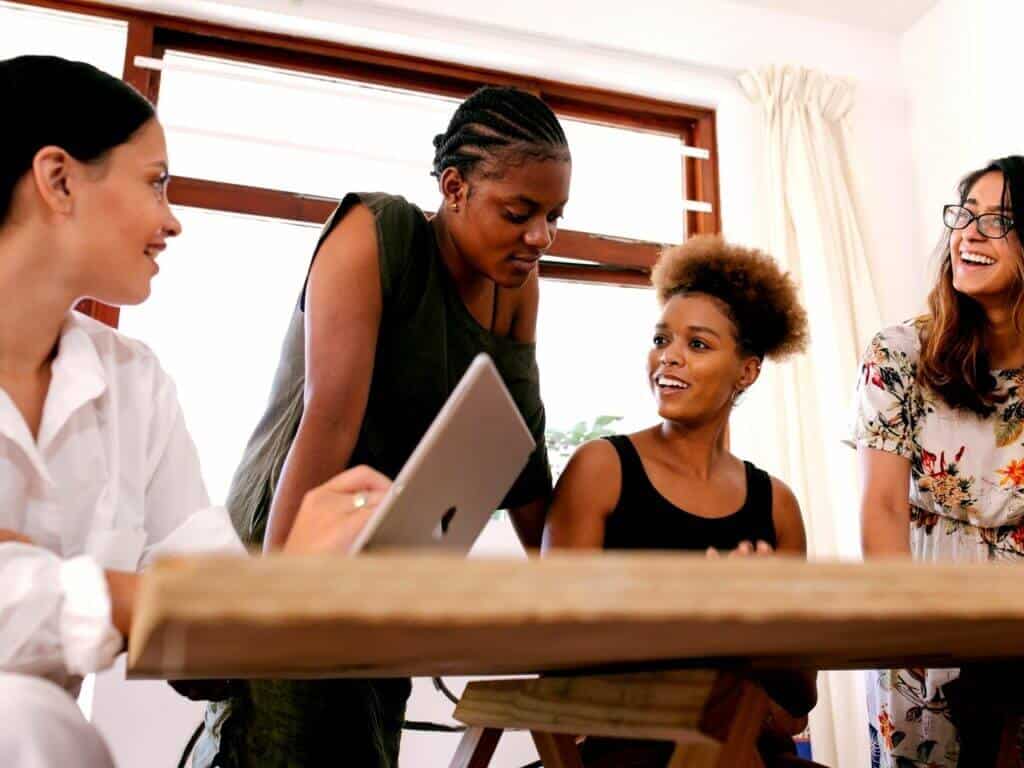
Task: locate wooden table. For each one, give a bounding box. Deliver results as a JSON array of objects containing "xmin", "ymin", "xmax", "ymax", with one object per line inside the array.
[
  {"xmin": 128, "ymin": 553, "xmax": 1024, "ymax": 767},
  {"xmin": 129, "ymin": 552, "xmax": 1024, "ymax": 679}
]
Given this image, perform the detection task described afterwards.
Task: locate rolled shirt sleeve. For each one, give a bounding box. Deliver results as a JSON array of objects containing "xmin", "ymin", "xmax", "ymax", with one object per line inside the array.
[
  {"xmin": 0, "ymin": 344, "xmax": 244, "ymax": 685},
  {"xmin": 0, "ymin": 544, "xmax": 121, "ymax": 685}
]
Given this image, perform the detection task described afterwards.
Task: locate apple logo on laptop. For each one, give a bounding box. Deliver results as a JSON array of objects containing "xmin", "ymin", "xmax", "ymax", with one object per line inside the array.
[{"xmin": 432, "ymin": 507, "xmax": 457, "ymax": 541}]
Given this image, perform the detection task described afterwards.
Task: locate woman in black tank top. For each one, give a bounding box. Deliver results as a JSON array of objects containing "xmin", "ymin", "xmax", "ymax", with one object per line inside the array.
[
  {"xmin": 601, "ymin": 433, "xmax": 777, "ymax": 552},
  {"xmin": 544, "ymin": 236, "xmax": 822, "ymax": 768}
]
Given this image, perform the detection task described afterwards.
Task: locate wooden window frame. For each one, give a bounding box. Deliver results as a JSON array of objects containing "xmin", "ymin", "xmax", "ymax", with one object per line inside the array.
[{"xmin": 11, "ymin": 0, "xmax": 721, "ymax": 324}]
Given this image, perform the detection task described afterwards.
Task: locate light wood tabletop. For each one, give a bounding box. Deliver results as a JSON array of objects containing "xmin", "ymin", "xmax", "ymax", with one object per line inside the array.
[{"xmin": 127, "ymin": 552, "xmax": 1024, "ymax": 679}]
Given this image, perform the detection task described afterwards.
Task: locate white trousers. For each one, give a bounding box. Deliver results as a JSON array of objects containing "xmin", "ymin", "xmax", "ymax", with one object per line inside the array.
[{"xmin": 0, "ymin": 673, "xmax": 115, "ymax": 768}]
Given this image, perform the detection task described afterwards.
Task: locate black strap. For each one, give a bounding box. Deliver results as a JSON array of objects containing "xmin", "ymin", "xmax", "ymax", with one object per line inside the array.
[
  {"xmin": 741, "ymin": 462, "xmax": 777, "ymax": 546},
  {"xmin": 178, "ymin": 721, "xmax": 204, "ymax": 768},
  {"xmin": 402, "ymin": 677, "xmax": 466, "ymax": 733},
  {"xmin": 604, "ymin": 435, "xmax": 645, "ymax": 490}
]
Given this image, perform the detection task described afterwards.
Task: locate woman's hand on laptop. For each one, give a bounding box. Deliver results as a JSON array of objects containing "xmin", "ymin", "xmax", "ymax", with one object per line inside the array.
[{"xmin": 283, "ymin": 465, "xmax": 391, "ymax": 555}]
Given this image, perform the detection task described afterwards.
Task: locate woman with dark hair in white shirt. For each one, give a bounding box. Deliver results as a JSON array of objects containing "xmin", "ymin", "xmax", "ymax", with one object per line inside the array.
[{"xmin": 0, "ymin": 55, "xmax": 389, "ymax": 768}]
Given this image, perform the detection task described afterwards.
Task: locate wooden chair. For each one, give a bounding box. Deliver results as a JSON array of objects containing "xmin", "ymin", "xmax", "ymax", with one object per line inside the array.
[{"xmin": 449, "ymin": 669, "xmax": 772, "ymax": 768}]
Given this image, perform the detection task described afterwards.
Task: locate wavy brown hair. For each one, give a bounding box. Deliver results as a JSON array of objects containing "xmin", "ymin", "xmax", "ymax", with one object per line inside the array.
[{"xmin": 918, "ymin": 156, "xmax": 1024, "ymax": 416}]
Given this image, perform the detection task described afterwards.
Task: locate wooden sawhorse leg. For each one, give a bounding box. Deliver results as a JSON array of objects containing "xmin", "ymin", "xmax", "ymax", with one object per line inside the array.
[
  {"xmin": 450, "ymin": 726, "xmax": 503, "ymax": 768},
  {"xmin": 448, "ymin": 670, "xmax": 772, "ymax": 768},
  {"xmin": 532, "ymin": 733, "xmax": 585, "ymax": 768}
]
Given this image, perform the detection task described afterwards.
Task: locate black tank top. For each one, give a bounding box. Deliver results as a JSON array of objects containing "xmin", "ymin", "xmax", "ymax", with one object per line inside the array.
[{"xmin": 602, "ymin": 435, "xmax": 776, "ymax": 552}]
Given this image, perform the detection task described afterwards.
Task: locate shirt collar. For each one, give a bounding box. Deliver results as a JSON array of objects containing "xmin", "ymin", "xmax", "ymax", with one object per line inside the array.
[
  {"xmin": 36, "ymin": 312, "xmax": 108, "ymax": 452},
  {"xmin": 0, "ymin": 312, "xmax": 110, "ymax": 480}
]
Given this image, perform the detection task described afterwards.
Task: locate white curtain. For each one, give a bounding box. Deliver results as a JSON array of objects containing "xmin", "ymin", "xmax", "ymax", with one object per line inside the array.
[{"xmin": 738, "ymin": 65, "xmax": 881, "ymax": 768}]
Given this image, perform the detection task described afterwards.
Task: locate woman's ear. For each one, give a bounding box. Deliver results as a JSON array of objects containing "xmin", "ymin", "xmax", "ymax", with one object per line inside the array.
[
  {"xmin": 438, "ymin": 167, "xmax": 468, "ymax": 212},
  {"xmin": 31, "ymin": 145, "xmax": 75, "ymax": 215},
  {"xmin": 737, "ymin": 355, "xmax": 762, "ymax": 391}
]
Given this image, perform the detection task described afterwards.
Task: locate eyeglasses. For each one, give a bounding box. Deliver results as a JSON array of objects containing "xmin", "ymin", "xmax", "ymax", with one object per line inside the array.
[{"xmin": 943, "ymin": 204, "xmax": 1015, "ymax": 239}]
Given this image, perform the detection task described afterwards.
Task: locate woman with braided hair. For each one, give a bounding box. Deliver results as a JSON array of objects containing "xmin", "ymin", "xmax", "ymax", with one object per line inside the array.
[{"xmin": 192, "ymin": 86, "xmax": 571, "ymax": 767}]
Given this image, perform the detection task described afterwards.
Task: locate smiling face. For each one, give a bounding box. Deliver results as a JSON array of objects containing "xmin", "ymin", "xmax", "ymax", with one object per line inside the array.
[
  {"xmin": 439, "ymin": 156, "xmax": 571, "ymax": 289},
  {"xmin": 17, "ymin": 117, "xmax": 184, "ymax": 307},
  {"xmin": 68, "ymin": 119, "xmax": 181, "ymax": 305},
  {"xmin": 646, "ymin": 292, "xmax": 762, "ymax": 425},
  {"xmin": 949, "ymin": 170, "xmax": 1023, "ymax": 306}
]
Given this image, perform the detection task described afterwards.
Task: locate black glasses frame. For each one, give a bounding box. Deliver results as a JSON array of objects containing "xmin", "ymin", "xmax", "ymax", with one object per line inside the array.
[{"xmin": 943, "ymin": 204, "xmax": 1015, "ymax": 240}]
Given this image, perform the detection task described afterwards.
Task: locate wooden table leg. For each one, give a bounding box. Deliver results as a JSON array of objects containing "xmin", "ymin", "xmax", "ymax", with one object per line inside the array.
[
  {"xmin": 532, "ymin": 732, "xmax": 584, "ymax": 768},
  {"xmin": 713, "ymin": 681, "xmax": 768, "ymax": 768},
  {"xmin": 449, "ymin": 726, "xmax": 503, "ymax": 768},
  {"xmin": 675, "ymin": 675, "xmax": 769, "ymax": 768}
]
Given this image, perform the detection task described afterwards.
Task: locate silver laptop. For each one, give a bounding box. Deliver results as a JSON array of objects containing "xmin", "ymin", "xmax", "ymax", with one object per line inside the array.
[{"xmin": 347, "ymin": 353, "xmax": 536, "ymax": 554}]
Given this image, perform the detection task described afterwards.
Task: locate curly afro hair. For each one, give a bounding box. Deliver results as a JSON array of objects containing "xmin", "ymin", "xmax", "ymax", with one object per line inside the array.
[{"xmin": 651, "ymin": 235, "xmax": 808, "ymax": 361}]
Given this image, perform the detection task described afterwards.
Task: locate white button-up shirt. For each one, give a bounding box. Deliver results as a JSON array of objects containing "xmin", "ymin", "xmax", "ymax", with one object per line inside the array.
[{"xmin": 0, "ymin": 311, "xmax": 244, "ymax": 691}]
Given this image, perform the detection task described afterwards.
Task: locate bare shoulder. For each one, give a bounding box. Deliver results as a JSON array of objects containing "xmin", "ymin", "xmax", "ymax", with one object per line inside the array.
[
  {"xmin": 565, "ymin": 437, "xmax": 620, "ymax": 475},
  {"xmin": 769, "ymin": 474, "xmax": 799, "ymax": 511},
  {"xmin": 545, "ymin": 438, "xmax": 622, "ymax": 550},
  {"xmin": 313, "ymin": 203, "xmax": 378, "ymax": 266},
  {"xmin": 553, "ymin": 438, "xmax": 622, "ymax": 517},
  {"xmin": 303, "ymin": 201, "xmax": 383, "ymax": 410},
  {"xmin": 768, "ymin": 474, "xmax": 806, "ymax": 554}
]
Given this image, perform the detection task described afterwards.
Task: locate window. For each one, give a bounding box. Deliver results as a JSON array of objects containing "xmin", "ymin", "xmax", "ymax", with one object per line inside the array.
[
  {"xmin": 155, "ymin": 53, "xmax": 690, "ymax": 246},
  {"xmin": 117, "ymin": 208, "xmax": 319, "ymax": 503},
  {"xmin": 155, "ymin": 51, "xmax": 690, "ymax": 245},
  {"xmin": 146, "ymin": 50, "xmax": 713, "ymax": 278},
  {"xmin": 558, "ymin": 118, "xmax": 685, "ymax": 244},
  {"xmin": 3, "ymin": 0, "xmax": 721, "ymax": 320},
  {"xmin": 535, "ymin": 280, "xmax": 658, "ymax": 473},
  {"xmin": 0, "ymin": 1, "xmax": 126, "ymax": 74},
  {"xmin": 157, "ymin": 52, "xmax": 457, "ymax": 205}
]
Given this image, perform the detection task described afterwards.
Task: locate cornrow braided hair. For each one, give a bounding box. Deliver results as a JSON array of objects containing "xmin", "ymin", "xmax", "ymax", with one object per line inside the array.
[{"xmin": 431, "ymin": 86, "xmax": 569, "ymax": 179}]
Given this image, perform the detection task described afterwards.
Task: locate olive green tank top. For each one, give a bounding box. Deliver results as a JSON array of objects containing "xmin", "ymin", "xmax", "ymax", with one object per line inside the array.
[{"xmin": 195, "ymin": 192, "xmax": 551, "ymax": 768}]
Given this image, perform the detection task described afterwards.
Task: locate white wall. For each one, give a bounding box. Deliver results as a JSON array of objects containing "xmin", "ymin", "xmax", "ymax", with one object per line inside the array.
[
  {"xmin": 901, "ymin": 0, "xmax": 1024, "ymax": 283},
  {"xmin": 87, "ymin": 1, "xmax": 920, "ymax": 766},
  {"xmin": 901, "ymin": 0, "xmax": 977, "ymax": 277}
]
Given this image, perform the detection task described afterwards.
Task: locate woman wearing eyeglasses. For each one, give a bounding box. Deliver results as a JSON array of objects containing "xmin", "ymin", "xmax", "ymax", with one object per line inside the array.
[{"xmin": 850, "ymin": 156, "xmax": 1024, "ymax": 767}]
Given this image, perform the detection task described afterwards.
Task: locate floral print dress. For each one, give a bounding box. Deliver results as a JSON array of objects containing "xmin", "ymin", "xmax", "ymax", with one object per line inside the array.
[{"xmin": 849, "ymin": 322, "xmax": 1024, "ymax": 768}]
